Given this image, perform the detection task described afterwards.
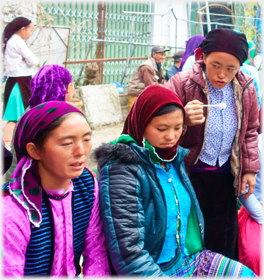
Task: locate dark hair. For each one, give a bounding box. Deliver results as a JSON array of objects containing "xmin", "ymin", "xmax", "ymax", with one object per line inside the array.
[
  {"xmin": 152, "ymin": 103, "xmax": 184, "ymax": 118},
  {"xmin": 2, "ymin": 17, "xmax": 32, "ymax": 53},
  {"xmin": 34, "ymin": 112, "xmax": 86, "ymax": 149}
]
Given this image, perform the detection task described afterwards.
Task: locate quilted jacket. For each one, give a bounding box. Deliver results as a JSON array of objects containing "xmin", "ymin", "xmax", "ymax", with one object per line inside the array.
[
  {"xmin": 165, "ymin": 60, "xmax": 260, "ymax": 195},
  {"xmin": 95, "ymin": 142, "xmax": 205, "ymax": 276}
]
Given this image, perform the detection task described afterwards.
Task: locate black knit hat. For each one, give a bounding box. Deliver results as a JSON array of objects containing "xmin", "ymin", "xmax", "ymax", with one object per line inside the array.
[{"xmin": 201, "ymin": 28, "xmax": 248, "ymax": 66}]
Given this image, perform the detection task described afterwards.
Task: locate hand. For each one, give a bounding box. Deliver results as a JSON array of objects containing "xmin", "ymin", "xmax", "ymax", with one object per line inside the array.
[
  {"xmin": 241, "ymin": 173, "xmax": 256, "ymax": 199},
  {"xmin": 184, "ymin": 99, "xmax": 205, "ymax": 126}
]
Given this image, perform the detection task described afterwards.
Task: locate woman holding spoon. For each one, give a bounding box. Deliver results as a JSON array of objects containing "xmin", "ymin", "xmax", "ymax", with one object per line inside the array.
[{"xmin": 166, "ymin": 28, "xmax": 260, "ymax": 261}]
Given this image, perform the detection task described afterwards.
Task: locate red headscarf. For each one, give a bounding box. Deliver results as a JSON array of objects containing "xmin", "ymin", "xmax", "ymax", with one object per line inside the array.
[{"xmin": 122, "ymin": 85, "xmax": 185, "ymax": 161}]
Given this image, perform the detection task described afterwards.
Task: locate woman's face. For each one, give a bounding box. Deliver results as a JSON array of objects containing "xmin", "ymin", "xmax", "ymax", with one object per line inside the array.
[
  {"xmin": 203, "ymin": 51, "xmax": 240, "ymax": 89},
  {"xmin": 20, "ymin": 22, "xmax": 34, "ymax": 41},
  {"xmin": 143, "ymin": 109, "xmax": 184, "ymax": 149},
  {"xmin": 36, "ymin": 113, "xmax": 92, "ymax": 181}
]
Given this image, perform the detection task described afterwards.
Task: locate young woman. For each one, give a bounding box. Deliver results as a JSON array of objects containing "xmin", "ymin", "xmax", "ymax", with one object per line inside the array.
[
  {"xmin": 165, "ymin": 28, "xmax": 260, "ymax": 260},
  {"xmin": 5, "ymin": 64, "xmax": 75, "ymax": 183},
  {"xmin": 2, "ymin": 101, "xmax": 110, "ymax": 277},
  {"xmin": 2, "ymin": 17, "xmax": 38, "ymax": 146},
  {"xmin": 95, "ymin": 85, "xmax": 256, "ymax": 277}
]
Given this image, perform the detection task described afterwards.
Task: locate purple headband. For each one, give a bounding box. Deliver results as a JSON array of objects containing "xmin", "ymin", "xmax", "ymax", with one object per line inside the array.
[
  {"xmin": 10, "ymin": 101, "xmax": 85, "ymax": 227},
  {"xmin": 29, "ymin": 64, "xmax": 72, "ymax": 108}
]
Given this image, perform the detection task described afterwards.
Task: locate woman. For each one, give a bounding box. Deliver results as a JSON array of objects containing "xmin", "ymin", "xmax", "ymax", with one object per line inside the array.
[
  {"xmin": 2, "ymin": 101, "xmax": 110, "ymax": 277},
  {"xmin": 95, "ymin": 85, "xmax": 256, "ymax": 277},
  {"xmin": 178, "ymin": 35, "xmax": 205, "ymax": 72},
  {"xmin": 2, "ymin": 17, "xmax": 38, "ymax": 146},
  {"xmin": 5, "ymin": 64, "xmax": 75, "ymax": 183},
  {"xmin": 165, "ymin": 28, "xmax": 260, "ymax": 260}
]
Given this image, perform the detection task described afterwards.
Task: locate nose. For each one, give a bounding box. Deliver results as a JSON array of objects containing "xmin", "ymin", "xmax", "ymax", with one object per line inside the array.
[
  {"xmin": 165, "ymin": 129, "xmax": 175, "ymax": 140},
  {"xmin": 217, "ymin": 69, "xmax": 225, "ymax": 79},
  {"xmin": 74, "ymin": 142, "xmax": 85, "ymax": 157}
]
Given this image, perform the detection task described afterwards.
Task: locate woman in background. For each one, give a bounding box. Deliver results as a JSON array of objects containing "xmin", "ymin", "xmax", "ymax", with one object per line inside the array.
[{"xmin": 2, "ymin": 16, "xmax": 38, "ymax": 147}]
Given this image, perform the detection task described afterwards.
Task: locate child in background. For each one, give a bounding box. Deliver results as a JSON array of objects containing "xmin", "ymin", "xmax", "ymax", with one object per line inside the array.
[{"xmin": 2, "ymin": 16, "xmax": 38, "ymax": 148}]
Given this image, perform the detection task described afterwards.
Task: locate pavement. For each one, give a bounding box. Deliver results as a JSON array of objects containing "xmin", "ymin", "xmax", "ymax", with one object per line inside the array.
[{"xmin": 87, "ymin": 121, "xmax": 124, "ymax": 170}]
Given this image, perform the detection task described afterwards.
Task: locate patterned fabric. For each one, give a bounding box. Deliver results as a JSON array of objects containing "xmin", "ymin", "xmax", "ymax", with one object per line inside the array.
[
  {"xmin": 29, "ymin": 64, "xmax": 72, "ymax": 108},
  {"xmin": 10, "ymin": 101, "xmax": 84, "ymax": 227},
  {"xmin": 2, "ymin": 172, "xmax": 110, "ymax": 277},
  {"xmin": 160, "ymin": 249, "xmax": 256, "ymax": 277},
  {"xmin": 199, "ymin": 72, "xmax": 238, "ymax": 167},
  {"xmin": 156, "ymin": 164, "xmax": 191, "ymax": 264},
  {"xmin": 23, "ymin": 168, "xmax": 94, "ymax": 276}
]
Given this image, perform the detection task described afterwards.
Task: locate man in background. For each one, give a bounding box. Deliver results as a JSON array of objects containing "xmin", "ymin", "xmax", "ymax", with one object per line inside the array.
[{"xmin": 165, "ymin": 50, "xmax": 184, "ymax": 80}]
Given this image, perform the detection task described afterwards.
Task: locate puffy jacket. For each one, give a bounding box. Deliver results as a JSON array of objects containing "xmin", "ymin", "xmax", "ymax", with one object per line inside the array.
[
  {"xmin": 165, "ymin": 60, "xmax": 260, "ymax": 196},
  {"xmin": 95, "ymin": 142, "xmax": 205, "ymax": 277}
]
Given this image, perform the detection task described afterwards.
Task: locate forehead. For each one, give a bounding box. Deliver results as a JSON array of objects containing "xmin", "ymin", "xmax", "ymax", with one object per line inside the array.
[
  {"xmin": 205, "ymin": 51, "xmax": 240, "ymax": 66},
  {"xmin": 50, "ymin": 113, "xmax": 90, "ymax": 137}
]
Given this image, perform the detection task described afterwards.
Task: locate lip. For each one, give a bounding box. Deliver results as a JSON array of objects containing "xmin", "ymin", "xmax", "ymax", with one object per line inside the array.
[
  {"xmin": 215, "ymin": 80, "xmax": 225, "ymax": 86},
  {"xmin": 70, "ymin": 161, "xmax": 84, "ymax": 170},
  {"xmin": 161, "ymin": 143, "xmax": 175, "ymax": 147}
]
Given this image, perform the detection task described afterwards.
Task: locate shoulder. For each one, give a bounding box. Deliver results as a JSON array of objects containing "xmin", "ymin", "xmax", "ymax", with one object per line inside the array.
[{"xmin": 94, "ymin": 142, "xmax": 144, "ymax": 169}]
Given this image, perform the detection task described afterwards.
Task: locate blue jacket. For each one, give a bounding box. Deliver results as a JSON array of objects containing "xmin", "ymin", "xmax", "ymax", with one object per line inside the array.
[{"xmin": 95, "ymin": 142, "xmax": 205, "ymax": 277}]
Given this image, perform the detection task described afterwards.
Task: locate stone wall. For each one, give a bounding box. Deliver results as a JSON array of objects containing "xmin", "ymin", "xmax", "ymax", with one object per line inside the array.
[{"xmin": 79, "ymin": 84, "xmax": 124, "ymax": 128}]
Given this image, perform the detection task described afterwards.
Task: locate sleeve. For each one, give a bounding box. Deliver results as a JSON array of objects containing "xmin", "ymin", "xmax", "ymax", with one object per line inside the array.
[
  {"xmin": 2, "ymin": 195, "xmax": 31, "ymax": 277},
  {"xmin": 98, "ymin": 163, "xmax": 167, "ymax": 277},
  {"xmin": 166, "ymin": 66, "xmax": 175, "ymax": 81},
  {"xmin": 138, "ymin": 65, "xmax": 160, "ymax": 86},
  {"xmin": 242, "ymin": 82, "xmax": 260, "ymax": 174},
  {"xmin": 182, "ymin": 56, "xmax": 195, "ymax": 72},
  {"xmin": 82, "ymin": 178, "xmax": 111, "ymax": 277},
  {"xmin": 14, "ymin": 39, "xmax": 38, "ymax": 68},
  {"xmin": 239, "ymin": 192, "xmax": 262, "ymax": 224}
]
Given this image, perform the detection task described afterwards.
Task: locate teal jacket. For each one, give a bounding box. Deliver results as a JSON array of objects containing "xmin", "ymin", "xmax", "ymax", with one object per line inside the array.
[{"xmin": 95, "ymin": 142, "xmax": 205, "ymax": 277}]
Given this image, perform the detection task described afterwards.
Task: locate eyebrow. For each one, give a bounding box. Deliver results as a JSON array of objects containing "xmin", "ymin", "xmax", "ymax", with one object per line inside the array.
[
  {"xmin": 59, "ymin": 131, "xmax": 92, "ymax": 141},
  {"xmin": 157, "ymin": 122, "xmax": 183, "ymax": 127},
  {"xmin": 212, "ymin": 61, "xmax": 237, "ymax": 68}
]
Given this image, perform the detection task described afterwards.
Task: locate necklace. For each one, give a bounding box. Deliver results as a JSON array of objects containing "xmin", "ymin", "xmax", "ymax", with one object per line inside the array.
[{"xmin": 47, "ymin": 192, "xmax": 69, "ymax": 200}]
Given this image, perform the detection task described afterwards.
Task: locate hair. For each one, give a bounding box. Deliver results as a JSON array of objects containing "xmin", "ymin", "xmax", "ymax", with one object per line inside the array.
[
  {"xmin": 152, "ymin": 103, "xmax": 184, "ymax": 118},
  {"xmin": 33, "ymin": 112, "xmax": 86, "ymax": 150},
  {"xmin": 2, "ymin": 17, "xmax": 32, "ymax": 53}
]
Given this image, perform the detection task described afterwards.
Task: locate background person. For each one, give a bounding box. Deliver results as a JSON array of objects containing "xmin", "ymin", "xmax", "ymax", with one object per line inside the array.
[
  {"xmin": 165, "ymin": 50, "xmax": 184, "ymax": 81},
  {"xmin": 2, "ymin": 101, "xmax": 110, "ymax": 277},
  {"xmin": 178, "ymin": 35, "xmax": 205, "ymax": 72},
  {"xmin": 238, "ymin": 133, "xmax": 263, "ymax": 276},
  {"xmin": 2, "ymin": 17, "xmax": 38, "ymax": 148},
  {"xmin": 94, "ymin": 85, "xmax": 256, "ymax": 277},
  {"xmin": 127, "ymin": 45, "xmax": 169, "ymax": 111},
  {"xmin": 165, "ymin": 28, "xmax": 259, "ymax": 260},
  {"xmin": 5, "ymin": 64, "xmax": 75, "ymax": 183}
]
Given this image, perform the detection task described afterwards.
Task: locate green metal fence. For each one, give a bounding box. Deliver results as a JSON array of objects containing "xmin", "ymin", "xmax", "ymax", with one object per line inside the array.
[{"xmin": 40, "ymin": 1, "xmax": 153, "ymax": 85}]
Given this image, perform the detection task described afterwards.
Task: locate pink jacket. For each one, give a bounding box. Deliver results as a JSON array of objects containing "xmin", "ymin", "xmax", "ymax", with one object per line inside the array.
[
  {"xmin": 2, "ymin": 178, "xmax": 110, "ymax": 277},
  {"xmin": 165, "ymin": 60, "xmax": 260, "ymax": 196}
]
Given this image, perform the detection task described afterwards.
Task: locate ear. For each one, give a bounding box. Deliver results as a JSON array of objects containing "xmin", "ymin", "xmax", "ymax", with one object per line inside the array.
[
  {"xmin": 202, "ymin": 52, "xmax": 206, "ymax": 64},
  {"xmin": 26, "ymin": 142, "xmax": 41, "ymax": 160}
]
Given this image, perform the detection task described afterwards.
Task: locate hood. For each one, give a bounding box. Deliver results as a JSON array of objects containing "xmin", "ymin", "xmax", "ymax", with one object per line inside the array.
[{"xmin": 93, "ymin": 143, "xmax": 144, "ymax": 169}]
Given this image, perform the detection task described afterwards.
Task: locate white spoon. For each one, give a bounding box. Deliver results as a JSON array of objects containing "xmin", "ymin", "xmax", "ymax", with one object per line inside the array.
[{"xmin": 203, "ymin": 102, "xmax": 226, "ymax": 110}]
